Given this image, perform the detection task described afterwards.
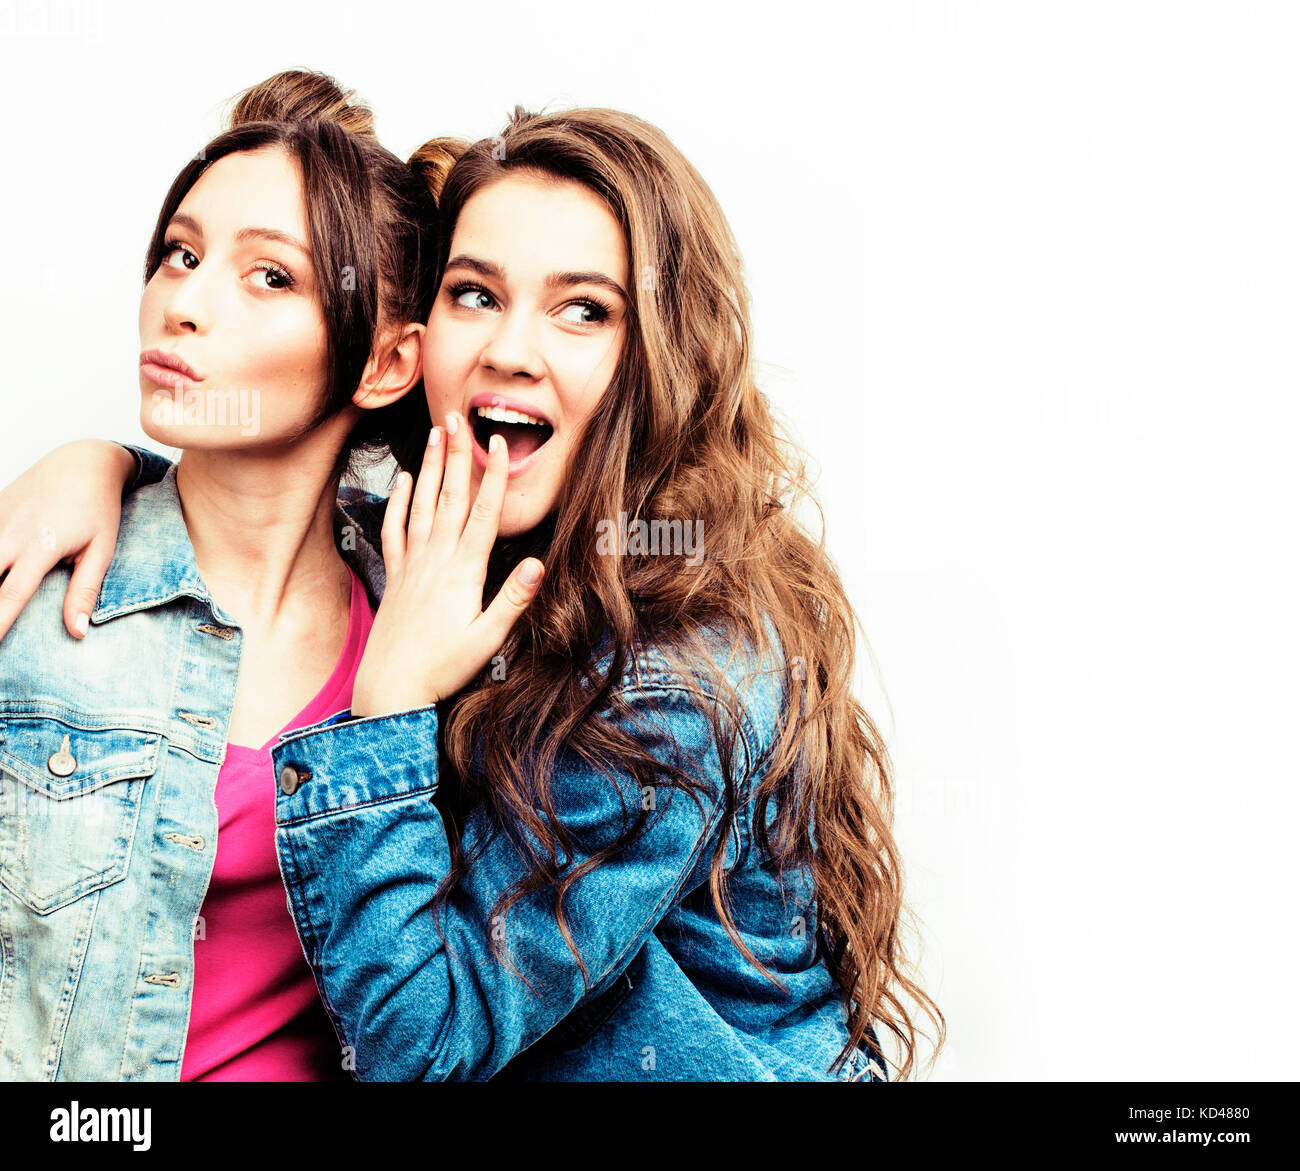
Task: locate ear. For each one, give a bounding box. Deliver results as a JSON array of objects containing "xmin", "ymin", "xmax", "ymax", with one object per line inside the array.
[{"xmin": 352, "ymin": 321, "xmax": 425, "ymax": 412}]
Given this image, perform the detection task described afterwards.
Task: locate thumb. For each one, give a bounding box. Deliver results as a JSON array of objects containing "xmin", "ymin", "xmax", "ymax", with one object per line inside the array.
[
  {"xmin": 63, "ymin": 532, "xmax": 115, "ymax": 639},
  {"xmin": 474, "ymin": 558, "xmax": 544, "ymax": 650}
]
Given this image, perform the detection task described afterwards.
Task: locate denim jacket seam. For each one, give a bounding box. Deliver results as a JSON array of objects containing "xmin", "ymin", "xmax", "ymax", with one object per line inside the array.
[
  {"xmin": 0, "ymin": 700, "xmax": 170, "ymax": 734},
  {"xmin": 594, "ymin": 803, "xmax": 725, "ymax": 994},
  {"xmin": 0, "ymin": 705, "xmax": 220, "ymax": 770},
  {"xmin": 567, "ymin": 686, "xmax": 735, "ymax": 995},
  {"xmin": 604, "ymin": 679, "xmax": 760, "ymax": 787},
  {"xmin": 276, "ymin": 830, "xmax": 352, "ymax": 1071},
  {"xmin": 542, "ymin": 970, "xmax": 636, "ymax": 1051},
  {"xmin": 93, "ymin": 589, "xmax": 205, "ymax": 623},
  {"xmin": 0, "ymin": 904, "xmax": 14, "ymax": 1036},
  {"xmin": 276, "ymin": 784, "xmax": 438, "ymax": 829},
  {"xmin": 604, "ymin": 675, "xmax": 770, "ymax": 877},
  {"xmin": 50, "ymin": 887, "xmax": 102, "ymax": 1080}
]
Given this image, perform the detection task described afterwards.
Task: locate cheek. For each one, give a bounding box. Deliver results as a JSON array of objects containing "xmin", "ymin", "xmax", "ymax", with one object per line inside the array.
[
  {"xmin": 421, "ymin": 319, "xmax": 440, "ymax": 389},
  {"xmin": 138, "ymin": 281, "xmax": 161, "ymax": 335},
  {"xmin": 422, "ymin": 361, "xmax": 455, "ymax": 417},
  {"xmin": 423, "ymin": 323, "xmax": 476, "ymax": 416},
  {"xmin": 260, "ymin": 311, "xmax": 326, "ymax": 361},
  {"xmin": 555, "ymin": 346, "xmax": 618, "ymax": 429},
  {"xmin": 236, "ymin": 310, "xmax": 329, "ymax": 391}
]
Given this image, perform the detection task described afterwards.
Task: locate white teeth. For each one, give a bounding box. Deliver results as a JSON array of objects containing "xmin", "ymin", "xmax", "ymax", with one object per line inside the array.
[{"xmin": 474, "ymin": 404, "xmax": 548, "ymax": 427}]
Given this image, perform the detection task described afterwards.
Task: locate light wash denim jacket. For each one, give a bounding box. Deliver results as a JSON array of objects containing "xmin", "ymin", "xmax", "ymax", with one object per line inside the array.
[
  {"xmin": 4, "ymin": 448, "xmax": 887, "ymax": 1082},
  {"xmin": 0, "ymin": 462, "xmax": 385, "ymax": 1080}
]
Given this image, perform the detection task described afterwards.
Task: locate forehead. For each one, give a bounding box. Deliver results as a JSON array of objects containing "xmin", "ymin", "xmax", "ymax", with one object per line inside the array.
[
  {"xmin": 175, "ymin": 146, "xmax": 306, "ymax": 233},
  {"xmin": 451, "ymin": 172, "xmax": 627, "ymax": 284}
]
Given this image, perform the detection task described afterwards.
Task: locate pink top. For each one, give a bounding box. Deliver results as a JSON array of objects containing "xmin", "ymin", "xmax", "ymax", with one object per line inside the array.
[{"xmin": 181, "ymin": 570, "xmax": 375, "ymax": 1082}]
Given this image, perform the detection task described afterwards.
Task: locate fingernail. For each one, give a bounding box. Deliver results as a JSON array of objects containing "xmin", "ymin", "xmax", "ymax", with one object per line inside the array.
[
  {"xmin": 521, "ymin": 561, "xmax": 542, "ymax": 586},
  {"xmin": 445, "ymin": 412, "xmax": 459, "ymax": 435},
  {"xmin": 75, "ymin": 613, "xmax": 89, "ymax": 636},
  {"xmin": 489, "ymin": 434, "xmax": 503, "ymax": 455},
  {"xmin": 428, "ymin": 426, "xmax": 441, "ymax": 447}
]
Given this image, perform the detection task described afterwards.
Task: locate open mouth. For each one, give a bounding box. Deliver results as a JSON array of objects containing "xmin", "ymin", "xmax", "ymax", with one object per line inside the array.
[{"xmin": 470, "ymin": 404, "xmax": 555, "ymax": 463}]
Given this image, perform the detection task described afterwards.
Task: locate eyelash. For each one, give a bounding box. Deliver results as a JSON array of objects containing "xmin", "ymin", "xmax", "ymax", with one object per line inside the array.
[
  {"xmin": 159, "ymin": 238, "xmax": 297, "ymax": 291},
  {"xmin": 445, "ymin": 280, "xmax": 612, "ymax": 324},
  {"xmin": 160, "ymin": 238, "xmax": 196, "ymax": 270}
]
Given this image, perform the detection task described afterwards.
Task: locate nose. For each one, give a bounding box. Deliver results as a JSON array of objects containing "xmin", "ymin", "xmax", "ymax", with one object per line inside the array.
[
  {"xmin": 160, "ymin": 262, "xmax": 213, "ymax": 335},
  {"xmin": 479, "ymin": 306, "xmax": 541, "ymax": 380}
]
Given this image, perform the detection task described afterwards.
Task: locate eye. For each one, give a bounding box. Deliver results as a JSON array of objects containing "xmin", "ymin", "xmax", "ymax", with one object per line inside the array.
[
  {"xmin": 556, "ymin": 299, "xmax": 610, "ymax": 326},
  {"xmin": 448, "ymin": 282, "xmax": 497, "ymax": 311},
  {"xmin": 248, "ymin": 262, "xmax": 295, "ymax": 291},
  {"xmin": 161, "ymin": 241, "xmax": 198, "ymax": 271}
]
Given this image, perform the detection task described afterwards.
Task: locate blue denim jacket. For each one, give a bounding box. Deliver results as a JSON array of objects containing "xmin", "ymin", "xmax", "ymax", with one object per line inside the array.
[
  {"xmin": 12, "ymin": 447, "xmax": 887, "ymax": 1082},
  {"xmin": 0, "ymin": 462, "xmax": 385, "ymax": 1080},
  {"xmin": 270, "ymin": 647, "xmax": 885, "ymax": 1082}
]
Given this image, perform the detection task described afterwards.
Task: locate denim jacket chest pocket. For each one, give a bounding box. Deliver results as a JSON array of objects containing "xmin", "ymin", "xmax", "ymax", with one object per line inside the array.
[{"xmin": 0, "ymin": 715, "xmax": 162, "ymax": 914}]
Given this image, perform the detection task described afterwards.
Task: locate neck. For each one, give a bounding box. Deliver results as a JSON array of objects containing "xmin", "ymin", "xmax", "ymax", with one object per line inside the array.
[{"xmin": 174, "ymin": 443, "xmax": 349, "ymax": 627}]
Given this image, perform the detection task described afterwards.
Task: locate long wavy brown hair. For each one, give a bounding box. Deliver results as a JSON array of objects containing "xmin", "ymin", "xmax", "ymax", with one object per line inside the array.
[{"xmin": 401, "ymin": 108, "xmax": 944, "ymax": 1078}]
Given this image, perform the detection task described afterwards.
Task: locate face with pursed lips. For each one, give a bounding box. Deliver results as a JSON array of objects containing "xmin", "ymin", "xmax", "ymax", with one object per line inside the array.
[
  {"xmin": 422, "ymin": 172, "xmax": 629, "ymax": 538},
  {"xmin": 137, "ymin": 146, "xmax": 332, "ymax": 449}
]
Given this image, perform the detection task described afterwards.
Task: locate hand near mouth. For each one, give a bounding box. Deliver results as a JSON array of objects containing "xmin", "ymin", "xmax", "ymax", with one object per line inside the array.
[{"xmin": 350, "ymin": 411, "xmax": 545, "ymax": 718}]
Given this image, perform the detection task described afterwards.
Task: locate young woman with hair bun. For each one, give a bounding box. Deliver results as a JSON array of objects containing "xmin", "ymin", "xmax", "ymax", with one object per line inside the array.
[
  {"xmin": 0, "ymin": 69, "xmax": 458, "ymax": 1080},
  {"xmin": 0, "ymin": 96, "xmax": 942, "ymax": 1082}
]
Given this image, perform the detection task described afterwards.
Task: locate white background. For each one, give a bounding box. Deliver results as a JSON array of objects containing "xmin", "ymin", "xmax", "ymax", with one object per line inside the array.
[{"xmin": 2, "ymin": 0, "xmax": 1297, "ymax": 1079}]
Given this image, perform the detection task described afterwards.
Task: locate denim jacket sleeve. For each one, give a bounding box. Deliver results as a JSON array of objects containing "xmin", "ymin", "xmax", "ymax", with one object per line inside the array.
[
  {"xmin": 268, "ymin": 677, "xmax": 758, "ymax": 1081},
  {"xmin": 121, "ymin": 444, "xmax": 174, "ymax": 494}
]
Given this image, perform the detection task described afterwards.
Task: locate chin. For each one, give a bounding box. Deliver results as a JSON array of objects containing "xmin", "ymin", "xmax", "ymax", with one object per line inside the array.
[
  {"xmin": 497, "ymin": 513, "xmax": 533, "ymax": 540},
  {"xmin": 140, "ymin": 420, "xmax": 261, "ymax": 452},
  {"xmin": 139, "ymin": 413, "xmax": 189, "ymax": 449},
  {"xmin": 498, "ymin": 497, "xmax": 552, "ymax": 542},
  {"xmin": 141, "ymin": 384, "xmax": 264, "ymax": 443}
]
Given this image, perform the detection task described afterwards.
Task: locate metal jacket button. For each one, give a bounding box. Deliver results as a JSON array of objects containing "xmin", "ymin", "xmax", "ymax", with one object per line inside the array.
[
  {"xmin": 279, "ymin": 764, "xmax": 310, "ymax": 795},
  {"xmin": 47, "ymin": 735, "xmax": 76, "ymax": 777}
]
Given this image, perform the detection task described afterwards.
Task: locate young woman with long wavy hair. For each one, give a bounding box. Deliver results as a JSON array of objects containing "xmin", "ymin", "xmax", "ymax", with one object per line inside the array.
[{"xmin": 0, "ymin": 97, "xmax": 942, "ymax": 1081}]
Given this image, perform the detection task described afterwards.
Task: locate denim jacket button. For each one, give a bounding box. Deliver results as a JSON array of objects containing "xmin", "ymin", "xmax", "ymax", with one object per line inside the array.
[
  {"xmin": 47, "ymin": 734, "xmax": 77, "ymax": 777},
  {"xmin": 279, "ymin": 765, "xmax": 301, "ymax": 795}
]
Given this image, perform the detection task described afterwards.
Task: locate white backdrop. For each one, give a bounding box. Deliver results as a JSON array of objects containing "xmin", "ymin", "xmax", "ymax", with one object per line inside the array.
[{"xmin": 2, "ymin": 0, "xmax": 1297, "ymax": 1079}]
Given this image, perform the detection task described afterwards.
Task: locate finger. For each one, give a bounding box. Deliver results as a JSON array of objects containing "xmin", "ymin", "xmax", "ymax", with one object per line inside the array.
[
  {"xmin": 459, "ymin": 432, "xmax": 510, "ymax": 569},
  {"xmin": 405, "ymin": 427, "xmax": 445, "ymax": 548},
  {"xmin": 471, "ymin": 557, "xmax": 544, "ymax": 654},
  {"xmin": 429, "ymin": 411, "xmax": 473, "ymax": 558},
  {"xmin": 381, "ymin": 470, "xmax": 414, "ymax": 579},
  {"xmin": 0, "ymin": 556, "xmax": 50, "ymax": 645},
  {"xmin": 62, "ymin": 531, "xmax": 117, "ymax": 639}
]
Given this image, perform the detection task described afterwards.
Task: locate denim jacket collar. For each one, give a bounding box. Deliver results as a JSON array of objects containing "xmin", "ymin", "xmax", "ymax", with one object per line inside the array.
[{"xmin": 92, "ymin": 463, "xmax": 385, "ymax": 624}]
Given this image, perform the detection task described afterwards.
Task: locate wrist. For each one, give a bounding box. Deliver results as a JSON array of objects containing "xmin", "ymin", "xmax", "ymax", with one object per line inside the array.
[
  {"xmin": 59, "ymin": 439, "xmax": 136, "ymax": 486},
  {"xmin": 111, "ymin": 444, "xmax": 139, "ymax": 488}
]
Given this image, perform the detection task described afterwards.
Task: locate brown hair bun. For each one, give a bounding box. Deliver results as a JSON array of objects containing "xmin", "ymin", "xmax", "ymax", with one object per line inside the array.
[
  {"xmin": 225, "ymin": 68, "xmax": 376, "ymax": 138},
  {"xmin": 409, "ymin": 136, "xmax": 470, "ymax": 203}
]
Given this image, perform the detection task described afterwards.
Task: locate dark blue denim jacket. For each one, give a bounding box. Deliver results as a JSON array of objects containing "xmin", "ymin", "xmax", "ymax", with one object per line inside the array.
[{"xmin": 125, "ymin": 448, "xmax": 887, "ymax": 1082}]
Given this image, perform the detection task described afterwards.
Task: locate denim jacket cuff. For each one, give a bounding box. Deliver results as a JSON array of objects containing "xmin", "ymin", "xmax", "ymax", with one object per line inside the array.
[{"xmin": 269, "ymin": 703, "xmax": 441, "ymax": 822}]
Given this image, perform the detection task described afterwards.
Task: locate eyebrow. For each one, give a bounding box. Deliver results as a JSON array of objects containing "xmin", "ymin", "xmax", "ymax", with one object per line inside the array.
[
  {"xmin": 166, "ymin": 213, "xmax": 312, "ymax": 257},
  {"xmin": 445, "ymin": 253, "xmax": 627, "ymax": 300}
]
